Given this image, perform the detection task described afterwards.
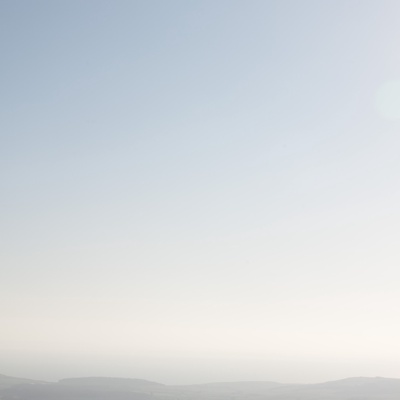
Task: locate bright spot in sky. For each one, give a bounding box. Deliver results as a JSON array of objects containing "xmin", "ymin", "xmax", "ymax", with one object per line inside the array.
[{"xmin": 375, "ymin": 80, "xmax": 400, "ymax": 120}]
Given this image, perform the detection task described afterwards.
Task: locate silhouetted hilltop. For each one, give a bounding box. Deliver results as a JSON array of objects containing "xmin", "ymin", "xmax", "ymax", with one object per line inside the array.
[
  {"xmin": 0, "ymin": 383, "xmax": 152, "ymax": 400},
  {"xmin": 313, "ymin": 376, "xmax": 400, "ymax": 397},
  {"xmin": 59, "ymin": 377, "xmax": 164, "ymax": 392},
  {"xmin": 173, "ymin": 380, "xmax": 283, "ymax": 396},
  {"xmin": 261, "ymin": 376, "xmax": 400, "ymax": 399},
  {"xmin": 0, "ymin": 373, "xmax": 45, "ymax": 389},
  {"xmin": 2, "ymin": 373, "xmax": 400, "ymax": 399}
]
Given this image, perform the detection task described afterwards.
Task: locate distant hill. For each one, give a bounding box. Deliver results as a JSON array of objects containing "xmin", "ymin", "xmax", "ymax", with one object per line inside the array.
[
  {"xmin": 174, "ymin": 380, "xmax": 283, "ymax": 396},
  {"xmin": 2, "ymin": 373, "xmax": 400, "ymax": 400},
  {"xmin": 0, "ymin": 373, "xmax": 45, "ymax": 389},
  {"xmin": 0, "ymin": 383, "xmax": 153, "ymax": 400},
  {"xmin": 59, "ymin": 377, "xmax": 165, "ymax": 392},
  {"xmin": 261, "ymin": 376, "xmax": 400, "ymax": 399},
  {"xmin": 315, "ymin": 376, "xmax": 400, "ymax": 398}
]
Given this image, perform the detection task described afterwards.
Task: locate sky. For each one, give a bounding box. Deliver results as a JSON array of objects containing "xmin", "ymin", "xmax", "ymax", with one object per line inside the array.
[{"xmin": 2, "ymin": 0, "xmax": 400, "ymax": 385}]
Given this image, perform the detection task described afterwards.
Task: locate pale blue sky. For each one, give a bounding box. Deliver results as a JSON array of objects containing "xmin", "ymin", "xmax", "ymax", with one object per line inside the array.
[{"xmin": 2, "ymin": 0, "xmax": 400, "ymax": 384}]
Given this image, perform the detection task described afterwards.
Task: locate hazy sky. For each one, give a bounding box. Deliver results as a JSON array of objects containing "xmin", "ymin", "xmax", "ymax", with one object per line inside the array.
[{"xmin": 2, "ymin": 0, "xmax": 400, "ymax": 384}]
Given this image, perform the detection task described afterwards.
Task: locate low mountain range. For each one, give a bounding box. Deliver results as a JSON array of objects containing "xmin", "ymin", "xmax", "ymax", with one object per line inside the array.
[{"xmin": 1, "ymin": 373, "xmax": 400, "ymax": 400}]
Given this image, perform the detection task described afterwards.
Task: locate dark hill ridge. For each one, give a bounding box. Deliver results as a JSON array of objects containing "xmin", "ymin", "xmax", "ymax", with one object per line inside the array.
[
  {"xmin": 172, "ymin": 381, "xmax": 283, "ymax": 396},
  {"xmin": 0, "ymin": 373, "xmax": 46, "ymax": 389},
  {"xmin": 2, "ymin": 374, "xmax": 400, "ymax": 400},
  {"xmin": 261, "ymin": 377, "xmax": 400, "ymax": 399},
  {"xmin": 0, "ymin": 383, "xmax": 152, "ymax": 400},
  {"xmin": 316, "ymin": 376, "xmax": 400, "ymax": 387},
  {"xmin": 59, "ymin": 377, "xmax": 165, "ymax": 391}
]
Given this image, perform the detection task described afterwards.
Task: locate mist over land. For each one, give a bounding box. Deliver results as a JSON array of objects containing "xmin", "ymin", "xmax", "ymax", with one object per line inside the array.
[
  {"xmin": 2, "ymin": 372, "xmax": 400, "ymax": 400},
  {"xmin": 2, "ymin": 354, "xmax": 400, "ymax": 385}
]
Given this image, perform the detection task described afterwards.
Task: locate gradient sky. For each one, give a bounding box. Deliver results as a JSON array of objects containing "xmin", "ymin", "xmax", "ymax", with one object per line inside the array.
[{"xmin": 2, "ymin": 0, "xmax": 400, "ymax": 384}]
